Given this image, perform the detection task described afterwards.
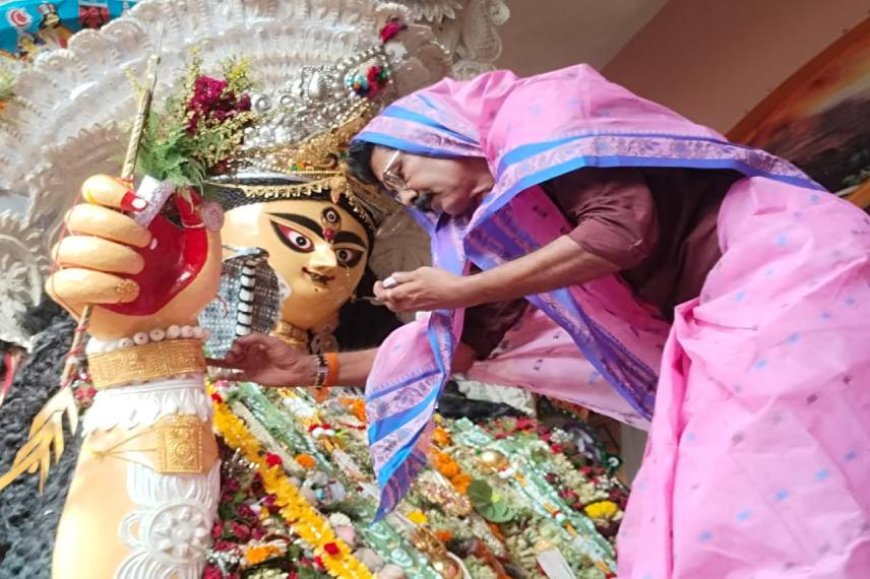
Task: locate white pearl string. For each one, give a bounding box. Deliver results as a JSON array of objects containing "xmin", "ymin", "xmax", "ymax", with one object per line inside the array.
[{"xmin": 86, "ymin": 325, "xmax": 210, "ymax": 355}]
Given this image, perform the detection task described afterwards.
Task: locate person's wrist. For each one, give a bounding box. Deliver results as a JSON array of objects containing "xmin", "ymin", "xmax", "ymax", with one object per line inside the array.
[
  {"xmin": 298, "ymin": 354, "xmax": 320, "ymax": 386},
  {"xmin": 459, "ymin": 271, "xmax": 491, "ymax": 307}
]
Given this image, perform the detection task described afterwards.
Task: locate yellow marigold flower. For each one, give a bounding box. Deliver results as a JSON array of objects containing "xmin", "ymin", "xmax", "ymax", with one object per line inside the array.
[
  {"xmin": 295, "ymin": 454, "xmax": 316, "ymax": 469},
  {"xmin": 584, "ymin": 500, "xmax": 619, "ymax": 520},
  {"xmin": 350, "ymin": 399, "xmax": 367, "ymax": 422},
  {"xmin": 440, "ymin": 461, "xmax": 460, "ymax": 479},
  {"xmin": 245, "ymin": 544, "xmax": 280, "ymax": 565},
  {"xmin": 433, "ymin": 426, "xmax": 452, "ymax": 446},
  {"xmin": 407, "ymin": 510, "xmax": 428, "ymax": 525}
]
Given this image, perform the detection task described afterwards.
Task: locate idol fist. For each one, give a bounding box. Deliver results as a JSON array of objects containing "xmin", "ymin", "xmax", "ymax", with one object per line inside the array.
[{"xmin": 45, "ymin": 175, "xmax": 222, "ymax": 339}]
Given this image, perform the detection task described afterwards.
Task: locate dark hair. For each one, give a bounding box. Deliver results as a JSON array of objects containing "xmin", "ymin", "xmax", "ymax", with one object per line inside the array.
[{"xmin": 346, "ymin": 140, "xmax": 381, "ymax": 186}]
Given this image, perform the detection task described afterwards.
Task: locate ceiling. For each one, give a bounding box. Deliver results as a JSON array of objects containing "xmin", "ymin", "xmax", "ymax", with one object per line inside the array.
[{"xmin": 496, "ymin": 0, "xmax": 668, "ymax": 75}]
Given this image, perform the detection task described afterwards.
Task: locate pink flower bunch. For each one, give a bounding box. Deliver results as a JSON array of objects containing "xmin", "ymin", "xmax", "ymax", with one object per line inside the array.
[{"xmin": 186, "ymin": 75, "xmax": 252, "ymax": 134}]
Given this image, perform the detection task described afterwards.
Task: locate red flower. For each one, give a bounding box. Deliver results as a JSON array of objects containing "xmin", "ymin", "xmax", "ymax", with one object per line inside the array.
[
  {"xmin": 313, "ymin": 556, "xmax": 326, "ymax": 571},
  {"xmin": 236, "ymin": 503, "xmax": 256, "ymax": 522},
  {"xmin": 210, "ymin": 392, "xmax": 224, "ymax": 403},
  {"xmin": 379, "ymin": 18, "xmax": 407, "ymax": 42},
  {"xmin": 238, "ymin": 94, "xmax": 251, "ymax": 111},
  {"xmin": 203, "ymin": 565, "xmax": 223, "ymax": 579},
  {"xmin": 223, "ymin": 477, "xmax": 240, "ymax": 493},
  {"xmin": 265, "ymin": 453, "xmax": 283, "ymax": 468},
  {"xmin": 252, "ymin": 527, "xmax": 266, "ymax": 541},
  {"xmin": 550, "ymin": 443, "xmax": 564, "ymax": 454},
  {"xmin": 185, "ymin": 74, "xmax": 251, "ymax": 136},
  {"xmin": 251, "ymin": 472, "xmax": 265, "ymax": 494},
  {"xmin": 263, "ymin": 494, "xmax": 278, "ymax": 508},
  {"xmin": 231, "ymin": 522, "xmax": 251, "ymax": 542},
  {"xmin": 515, "ymin": 417, "xmax": 535, "ymax": 430},
  {"xmin": 213, "ymin": 539, "xmax": 236, "ymax": 552},
  {"xmin": 324, "ymin": 542, "xmax": 341, "ymax": 556},
  {"xmin": 191, "ymin": 76, "xmax": 228, "ymax": 108},
  {"xmin": 211, "ymin": 521, "xmax": 223, "ymax": 539}
]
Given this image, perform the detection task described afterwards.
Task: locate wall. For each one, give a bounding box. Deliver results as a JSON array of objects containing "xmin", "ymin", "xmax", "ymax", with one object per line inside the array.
[
  {"xmin": 497, "ymin": 0, "xmax": 667, "ymax": 74},
  {"xmin": 602, "ymin": 0, "xmax": 869, "ymax": 132}
]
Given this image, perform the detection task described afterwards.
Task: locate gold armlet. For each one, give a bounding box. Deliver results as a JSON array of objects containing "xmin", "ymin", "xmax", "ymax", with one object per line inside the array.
[{"xmin": 88, "ymin": 339, "xmax": 206, "ymax": 390}]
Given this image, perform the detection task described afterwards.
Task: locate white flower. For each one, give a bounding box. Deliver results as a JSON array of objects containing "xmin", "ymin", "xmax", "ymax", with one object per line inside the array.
[{"xmin": 328, "ymin": 512, "xmax": 352, "ymax": 527}]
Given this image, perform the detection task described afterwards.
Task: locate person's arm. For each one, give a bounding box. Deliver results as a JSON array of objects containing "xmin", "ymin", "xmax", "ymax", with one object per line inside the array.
[
  {"xmin": 333, "ymin": 348, "xmax": 378, "ymax": 386},
  {"xmin": 208, "ymin": 333, "xmax": 478, "ymax": 387},
  {"xmin": 467, "ymin": 167, "xmax": 658, "ymax": 305},
  {"xmin": 460, "ymin": 236, "xmax": 619, "ymax": 306},
  {"xmin": 376, "ymin": 167, "xmax": 657, "ymax": 312}
]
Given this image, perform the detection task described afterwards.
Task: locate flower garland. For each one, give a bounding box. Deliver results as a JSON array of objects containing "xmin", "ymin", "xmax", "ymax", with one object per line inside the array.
[{"xmin": 211, "ymin": 391, "xmax": 374, "ymax": 579}]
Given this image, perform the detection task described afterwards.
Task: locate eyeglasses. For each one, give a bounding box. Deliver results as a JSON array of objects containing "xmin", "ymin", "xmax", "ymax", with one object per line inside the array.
[
  {"xmin": 380, "ymin": 150, "xmax": 407, "ymax": 196},
  {"xmin": 380, "ymin": 150, "xmax": 435, "ymax": 212}
]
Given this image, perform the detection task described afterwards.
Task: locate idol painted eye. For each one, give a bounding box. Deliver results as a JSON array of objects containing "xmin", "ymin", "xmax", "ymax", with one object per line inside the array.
[
  {"xmin": 335, "ymin": 247, "xmax": 364, "ymax": 267},
  {"xmin": 274, "ymin": 223, "xmax": 314, "ymax": 252},
  {"xmin": 322, "ymin": 207, "xmax": 341, "ymax": 225}
]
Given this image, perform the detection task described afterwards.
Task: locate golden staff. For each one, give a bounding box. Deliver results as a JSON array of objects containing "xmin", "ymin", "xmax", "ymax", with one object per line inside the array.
[{"xmin": 0, "ymin": 52, "xmax": 161, "ymax": 494}]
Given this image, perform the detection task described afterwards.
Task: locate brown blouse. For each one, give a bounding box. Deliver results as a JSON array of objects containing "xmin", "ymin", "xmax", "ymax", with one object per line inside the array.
[{"xmin": 460, "ymin": 166, "xmax": 740, "ymax": 359}]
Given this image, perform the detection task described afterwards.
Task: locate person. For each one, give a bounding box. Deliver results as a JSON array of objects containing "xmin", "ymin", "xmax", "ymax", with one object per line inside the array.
[{"xmin": 212, "ymin": 64, "xmax": 870, "ymax": 577}]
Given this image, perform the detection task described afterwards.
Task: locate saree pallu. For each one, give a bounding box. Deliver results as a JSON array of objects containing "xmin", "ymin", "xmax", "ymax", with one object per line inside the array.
[{"xmin": 618, "ymin": 178, "xmax": 870, "ymax": 577}]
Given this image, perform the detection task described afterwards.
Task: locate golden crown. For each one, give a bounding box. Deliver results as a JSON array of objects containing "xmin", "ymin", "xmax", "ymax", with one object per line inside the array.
[{"xmin": 207, "ymin": 19, "xmax": 450, "ymax": 233}]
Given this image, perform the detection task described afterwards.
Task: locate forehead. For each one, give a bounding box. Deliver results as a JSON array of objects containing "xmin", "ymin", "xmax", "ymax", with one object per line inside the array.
[{"xmin": 265, "ymin": 198, "xmax": 369, "ymax": 238}]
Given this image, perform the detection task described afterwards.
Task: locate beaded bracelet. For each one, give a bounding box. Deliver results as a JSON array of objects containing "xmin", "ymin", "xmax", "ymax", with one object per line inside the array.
[
  {"xmin": 313, "ymin": 355, "xmax": 329, "ymax": 388},
  {"xmin": 311, "ymin": 353, "xmax": 340, "ymax": 402}
]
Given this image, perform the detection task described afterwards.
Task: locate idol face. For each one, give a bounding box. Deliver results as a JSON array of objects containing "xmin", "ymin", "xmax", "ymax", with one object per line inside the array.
[{"xmin": 222, "ymin": 198, "xmax": 369, "ymax": 329}]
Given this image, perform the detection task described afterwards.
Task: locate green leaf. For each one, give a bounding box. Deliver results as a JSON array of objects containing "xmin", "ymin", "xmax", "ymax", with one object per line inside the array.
[
  {"xmin": 467, "ymin": 479, "xmax": 492, "ymax": 507},
  {"xmin": 467, "ymin": 479, "xmax": 516, "ymax": 522},
  {"xmin": 481, "ymin": 500, "xmax": 516, "ymax": 523}
]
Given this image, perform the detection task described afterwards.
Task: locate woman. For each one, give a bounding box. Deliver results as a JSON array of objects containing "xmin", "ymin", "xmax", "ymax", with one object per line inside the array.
[{"xmin": 214, "ymin": 64, "xmax": 870, "ymax": 577}]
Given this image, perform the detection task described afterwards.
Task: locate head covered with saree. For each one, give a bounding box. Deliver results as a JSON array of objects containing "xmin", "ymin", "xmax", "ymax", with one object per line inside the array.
[{"xmin": 353, "ymin": 64, "xmax": 823, "ymax": 518}]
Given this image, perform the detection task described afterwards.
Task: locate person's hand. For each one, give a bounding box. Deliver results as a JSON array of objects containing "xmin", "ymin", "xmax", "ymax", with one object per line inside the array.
[
  {"xmin": 373, "ymin": 266, "xmax": 474, "ymax": 312},
  {"xmin": 207, "ymin": 333, "xmax": 317, "ymax": 387},
  {"xmin": 45, "ymin": 175, "xmax": 222, "ymax": 340}
]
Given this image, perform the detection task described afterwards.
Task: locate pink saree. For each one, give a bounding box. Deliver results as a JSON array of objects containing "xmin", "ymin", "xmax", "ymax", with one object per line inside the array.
[{"xmin": 356, "ymin": 64, "xmax": 870, "ymax": 576}]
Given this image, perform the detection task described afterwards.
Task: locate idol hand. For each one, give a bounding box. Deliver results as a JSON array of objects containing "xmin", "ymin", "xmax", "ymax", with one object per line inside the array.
[{"xmin": 45, "ymin": 175, "xmax": 222, "ymax": 339}]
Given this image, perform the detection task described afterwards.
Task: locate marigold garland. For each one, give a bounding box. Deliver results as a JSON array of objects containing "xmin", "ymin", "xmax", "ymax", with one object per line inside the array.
[
  {"xmin": 245, "ymin": 544, "xmax": 283, "ymax": 565},
  {"xmin": 343, "ymin": 398, "xmax": 367, "ymax": 423},
  {"xmin": 430, "ymin": 449, "xmax": 473, "ymax": 495},
  {"xmin": 295, "ymin": 454, "xmax": 317, "ymax": 469},
  {"xmin": 211, "ymin": 391, "xmax": 374, "ymax": 579}
]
